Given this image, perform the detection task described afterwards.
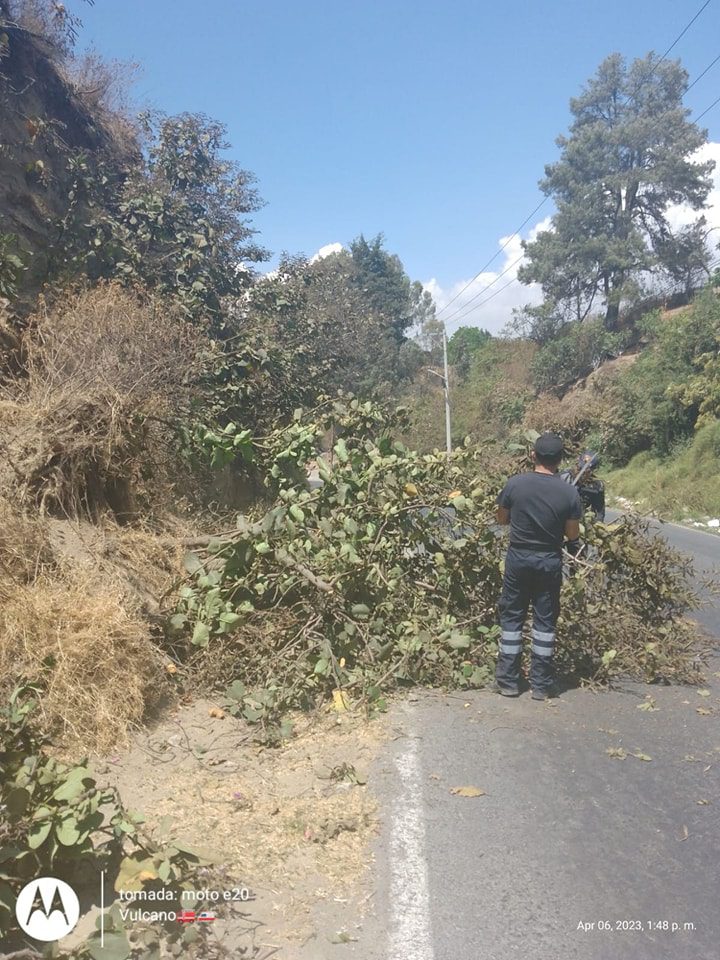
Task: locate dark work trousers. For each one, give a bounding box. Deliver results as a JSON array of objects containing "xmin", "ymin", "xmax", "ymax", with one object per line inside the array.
[{"xmin": 496, "ymin": 546, "xmax": 562, "ymax": 692}]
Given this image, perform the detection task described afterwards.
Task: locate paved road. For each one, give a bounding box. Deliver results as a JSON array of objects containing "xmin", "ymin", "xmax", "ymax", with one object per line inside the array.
[{"xmin": 296, "ymin": 515, "xmax": 720, "ymax": 960}]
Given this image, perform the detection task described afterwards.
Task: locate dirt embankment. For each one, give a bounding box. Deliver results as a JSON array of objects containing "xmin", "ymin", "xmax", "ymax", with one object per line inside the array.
[{"xmin": 0, "ymin": 13, "xmax": 132, "ymax": 304}]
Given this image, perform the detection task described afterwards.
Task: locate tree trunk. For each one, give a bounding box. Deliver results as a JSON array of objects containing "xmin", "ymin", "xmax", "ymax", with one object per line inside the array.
[{"xmin": 605, "ymin": 301, "xmax": 620, "ymax": 330}]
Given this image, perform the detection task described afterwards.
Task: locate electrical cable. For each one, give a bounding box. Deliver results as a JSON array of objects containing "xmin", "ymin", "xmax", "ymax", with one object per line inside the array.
[
  {"xmin": 696, "ymin": 92, "xmax": 720, "ymax": 122},
  {"xmin": 441, "ymin": 254, "xmax": 526, "ymax": 326},
  {"xmin": 435, "ymin": 0, "xmax": 717, "ymax": 331},
  {"xmin": 686, "ymin": 52, "xmax": 720, "ymax": 93},
  {"xmin": 434, "ymin": 198, "xmax": 548, "ymax": 320}
]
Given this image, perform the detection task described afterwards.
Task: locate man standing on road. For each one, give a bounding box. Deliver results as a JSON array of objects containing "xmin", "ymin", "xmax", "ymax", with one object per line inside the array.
[{"xmin": 495, "ymin": 432, "xmax": 583, "ymax": 700}]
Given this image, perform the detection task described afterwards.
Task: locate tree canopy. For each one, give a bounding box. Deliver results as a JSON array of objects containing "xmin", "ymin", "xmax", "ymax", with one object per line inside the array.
[
  {"xmin": 519, "ymin": 52, "xmax": 715, "ymax": 331},
  {"xmin": 447, "ymin": 325, "xmax": 492, "ymax": 378},
  {"xmin": 60, "ymin": 112, "xmax": 268, "ymax": 328},
  {"xmin": 349, "ymin": 234, "xmax": 435, "ymax": 343}
]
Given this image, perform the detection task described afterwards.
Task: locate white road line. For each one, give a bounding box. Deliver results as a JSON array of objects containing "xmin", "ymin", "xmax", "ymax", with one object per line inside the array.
[{"xmin": 388, "ymin": 725, "xmax": 435, "ymax": 960}]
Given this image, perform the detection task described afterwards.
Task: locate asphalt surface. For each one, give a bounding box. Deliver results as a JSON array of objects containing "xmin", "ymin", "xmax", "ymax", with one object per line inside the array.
[{"xmin": 297, "ymin": 515, "xmax": 720, "ymax": 960}]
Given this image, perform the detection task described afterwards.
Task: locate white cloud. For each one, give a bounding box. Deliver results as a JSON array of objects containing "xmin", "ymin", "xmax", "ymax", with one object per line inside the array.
[
  {"xmin": 425, "ymin": 215, "xmax": 552, "ymax": 336},
  {"xmin": 665, "ymin": 141, "xmax": 720, "ymax": 249},
  {"xmin": 310, "ymin": 242, "xmax": 344, "ymax": 263},
  {"xmin": 430, "ymin": 139, "xmax": 720, "ymax": 336}
]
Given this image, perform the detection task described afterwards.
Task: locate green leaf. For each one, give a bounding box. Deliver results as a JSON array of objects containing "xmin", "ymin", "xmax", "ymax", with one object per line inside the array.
[
  {"xmin": 169, "ymin": 612, "xmax": 186, "ymax": 631},
  {"xmin": 219, "ymin": 611, "xmax": 242, "ymax": 629},
  {"xmin": 86, "ymin": 929, "xmax": 131, "ymax": 960},
  {"xmin": 52, "ymin": 766, "xmax": 93, "ymax": 801},
  {"xmin": 5, "ymin": 787, "xmax": 30, "ymax": 817},
  {"xmin": 183, "ymin": 552, "xmax": 204, "ymax": 575},
  {"xmin": 447, "ymin": 632, "xmax": 471, "ymax": 650},
  {"xmin": 191, "ymin": 622, "xmax": 210, "ymax": 646},
  {"xmin": 28, "ymin": 820, "xmax": 52, "ymax": 849},
  {"xmin": 55, "ymin": 814, "xmax": 82, "ymax": 846},
  {"xmin": 226, "ymin": 680, "xmax": 246, "ymax": 701},
  {"xmin": 0, "ymin": 845, "xmax": 23, "ymax": 863}
]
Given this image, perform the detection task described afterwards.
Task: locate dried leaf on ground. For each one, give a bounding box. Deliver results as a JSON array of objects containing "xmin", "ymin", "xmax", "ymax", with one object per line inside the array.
[{"xmin": 450, "ymin": 785, "xmax": 486, "ymax": 797}]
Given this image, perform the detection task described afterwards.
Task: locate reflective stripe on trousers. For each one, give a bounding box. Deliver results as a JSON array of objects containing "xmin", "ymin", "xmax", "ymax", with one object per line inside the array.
[{"xmin": 496, "ymin": 547, "xmax": 562, "ymax": 691}]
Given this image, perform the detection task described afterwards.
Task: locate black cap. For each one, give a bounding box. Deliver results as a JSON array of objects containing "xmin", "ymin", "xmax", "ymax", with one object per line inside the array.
[{"xmin": 533, "ymin": 432, "xmax": 564, "ymax": 458}]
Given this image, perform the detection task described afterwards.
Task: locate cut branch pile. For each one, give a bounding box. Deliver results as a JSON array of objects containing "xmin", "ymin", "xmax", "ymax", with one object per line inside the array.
[{"xmin": 170, "ymin": 398, "xmax": 706, "ymax": 733}]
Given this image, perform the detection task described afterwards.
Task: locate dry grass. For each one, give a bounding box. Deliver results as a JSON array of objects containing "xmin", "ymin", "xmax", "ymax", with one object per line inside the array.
[
  {"xmin": 523, "ymin": 389, "xmax": 607, "ymax": 446},
  {"xmin": 0, "ymin": 283, "xmax": 208, "ymax": 518},
  {"xmin": 0, "ymin": 496, "xmax": 54, "ymax": 582},
  {"xmin": 0, "ymin": 490, "xmax": 186, "ymax": 754},
  {"xmin": 0, "ymin": 567, "xmax": 164, "ymax": 754}
]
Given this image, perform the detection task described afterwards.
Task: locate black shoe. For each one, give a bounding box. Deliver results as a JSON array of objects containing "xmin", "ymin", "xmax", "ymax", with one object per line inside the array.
[
  {"xmin": 531, "ymin": 688, "xmax": 551, "ymax": 701},
  {"xmin": 496, "ymin": 684, "xmax": 520, "ymax": 697}
]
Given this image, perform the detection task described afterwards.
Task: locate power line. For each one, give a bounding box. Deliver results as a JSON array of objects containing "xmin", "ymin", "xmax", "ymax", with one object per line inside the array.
[
  {"xmin": 696, "ymin": 92, "xmax": 720, "ymax": 122},
  {"xmin": 440, "ymin": 254, "xmax": 524, "ymax": 328},
  {"xmin": 436, "ymin": 197, "xmax": 548, "ymax": 320},
  {"xmin": 653, "ymin": 0, "xmax": 713, "ymax": 66},
  {"xmin": 453, "ymin": 273, "xmax": 520, "ymax": 320},
  {"xmin": 686, "ymin": 52, "xmax": 720, "ymax": 93},
  {"xmin": 436, "ymin": 0, "xmax": 716, "ymax": 332}
]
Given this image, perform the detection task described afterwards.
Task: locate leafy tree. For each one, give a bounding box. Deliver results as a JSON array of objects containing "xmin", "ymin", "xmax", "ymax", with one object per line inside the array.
[
  {"xmin": 60, "ymin": 112, "xmax": 267, "ymax": 328},
  {"xmin": 236, "ymin": 245, "xmax": 426, "ymax": 409},
  {"xmin": 670, "ymin": 287, "xmax": 720, "ymax": 428},
  {"xmin": 654, "ymin": 217, "xmax": 715, "ymax": 296},
  {"xmin": 349, "ymin": 234, "xmax": 434, "ymax": 343},
  {"xmin": 519, "ymin": 53, "xmax": 715, "ymax": 329},
  {"xmin": 506, "ymin": 301, "xmax": 568, "ymax": 345},
  {"xmin": 531, "ymin": 318, "xmax": 629, "ymax": 393},
  {"xmin": 447, "ymin": 325, "xmax": 492, "ymax": 378}
]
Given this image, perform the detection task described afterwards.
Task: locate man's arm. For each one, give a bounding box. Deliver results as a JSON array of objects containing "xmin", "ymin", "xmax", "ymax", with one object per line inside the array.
[
  {"xmin": 496, "ymin": 478, "xmax": 512, "ymax": 526},
  {"xmin": 564, "ymin": 518, "xmax": 580, "ymax": 541},
  {"xmin": 496, "ymin": 505, "xmax": 511, "ymax": 526}
]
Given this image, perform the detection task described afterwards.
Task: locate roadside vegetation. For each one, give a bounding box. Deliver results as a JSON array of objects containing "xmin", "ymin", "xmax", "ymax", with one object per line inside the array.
[{"xmin": 0, "ymin": 4, "xmax": 717, "ymax": 955}]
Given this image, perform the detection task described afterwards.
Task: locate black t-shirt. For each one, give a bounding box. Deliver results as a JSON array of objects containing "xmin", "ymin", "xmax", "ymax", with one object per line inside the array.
[{"xmin": 497, "ymin": 471, "xmax": 583, "ymax": 550}]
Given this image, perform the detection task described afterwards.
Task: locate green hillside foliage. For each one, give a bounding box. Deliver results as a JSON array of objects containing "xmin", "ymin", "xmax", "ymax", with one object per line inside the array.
[
  {"xmin": 531, "ymin": 317, "xmax": 630, "ymax": 392},
  {"xmin": 605, "ymin": 419, "xmax": 720, "ymax": 519},
  {"xmin": 600, "ymin": 289, "xmax": 720, "ymax": 464},
  {"xmin": 402, "ymin": 337, "xmax": 537, "ymax": 453}
]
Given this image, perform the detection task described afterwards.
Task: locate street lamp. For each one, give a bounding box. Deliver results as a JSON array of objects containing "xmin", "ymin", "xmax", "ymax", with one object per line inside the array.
[{"xmin": 424, "ymin": 326, "xmax": 452, "ymax": 455}]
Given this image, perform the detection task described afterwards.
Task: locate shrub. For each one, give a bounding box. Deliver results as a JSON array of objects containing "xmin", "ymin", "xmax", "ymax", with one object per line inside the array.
[
  {"xmin": 0, "ymin": 283, "xmax": 207, "ymax": 517},
  {"xmin": 600, "ymin": 292, "xmax": 720, "ymax": 463},
  {"xmin": 531, "ymin": 318, "xmax": 629, "ymax": 393}
]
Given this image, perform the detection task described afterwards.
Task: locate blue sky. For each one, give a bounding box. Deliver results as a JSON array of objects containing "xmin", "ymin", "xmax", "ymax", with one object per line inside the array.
[{"xmin": 67, "ymin": 0, "xmax": 720, "ymax": 332}]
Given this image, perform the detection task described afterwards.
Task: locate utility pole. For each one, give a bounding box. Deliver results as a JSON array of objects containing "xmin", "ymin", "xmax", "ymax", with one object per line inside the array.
[
  {"xmin": 442, "ymin": 325, "xmax": 452, "ymax": 455},
  {"xmin": 425, "ymin": 324, "xmax": 452, "ymax": 456}
]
